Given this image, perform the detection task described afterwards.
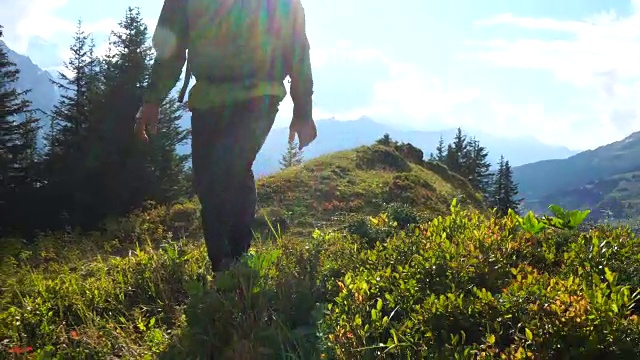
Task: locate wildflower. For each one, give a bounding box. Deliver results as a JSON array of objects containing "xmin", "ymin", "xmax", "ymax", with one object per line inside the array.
[{"xmin": 8, "ymin": 346, "xmax": 33, "ymax": 354}]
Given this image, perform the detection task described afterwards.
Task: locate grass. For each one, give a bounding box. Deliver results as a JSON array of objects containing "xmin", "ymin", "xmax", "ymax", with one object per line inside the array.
[
  {"xmin": 255, "ymin": 144, "xmax": 482, "ymax": 235},
  {"xmin": 2, "ymin": 143, "xmax": 640, "ymax": 359}
]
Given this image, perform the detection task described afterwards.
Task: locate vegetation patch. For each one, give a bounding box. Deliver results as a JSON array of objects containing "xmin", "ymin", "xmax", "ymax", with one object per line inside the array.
[
  {"xmin": 355, "ymin": 145, "xmax": 412, "ymax": 173},
  {"xmin": 255, "ymin": 142, "xmax": 482, "ymax": 235},
  {"xmin": 3, "ymin": 199, "xmax": 640, "ymax": 359}
]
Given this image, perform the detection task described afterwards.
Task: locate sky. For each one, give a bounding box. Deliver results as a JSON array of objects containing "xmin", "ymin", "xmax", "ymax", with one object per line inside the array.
[{"xmin": 1, "ymin": 0, "xmax": 640, "ymax": 151}]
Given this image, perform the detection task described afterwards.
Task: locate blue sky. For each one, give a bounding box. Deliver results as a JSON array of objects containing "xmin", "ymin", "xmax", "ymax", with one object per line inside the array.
[{"xmin": 2, "ymin": 0, "xmax": 639, "ymax": 151}]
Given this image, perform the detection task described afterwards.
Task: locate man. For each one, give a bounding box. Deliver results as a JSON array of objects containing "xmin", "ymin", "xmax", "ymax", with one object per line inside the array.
[{"xmin": 135, "ymin": 0, "xmax": 316, "ymax": 273}]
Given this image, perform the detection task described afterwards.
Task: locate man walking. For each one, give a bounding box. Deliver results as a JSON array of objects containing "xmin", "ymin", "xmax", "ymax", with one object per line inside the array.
[{"xmin": 135, "ymin": 0, "xmax": 316, "ymax": 273}]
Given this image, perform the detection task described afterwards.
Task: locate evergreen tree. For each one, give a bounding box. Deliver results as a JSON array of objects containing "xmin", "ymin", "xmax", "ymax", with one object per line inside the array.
[
  {"xmin": 146, "ymin": 96, "xmax": 191, "ymax": 203},
  {"xmin": 48, "ymin": 21, "xmax": 98, "ymax": 154},
  {"xmin": 489, "ymin": 155, "xmax": 521, "ymax": 217},
  {"xmin": 443, "ymin": 128, "xmax": 467, "ymax": 173},
  {"xmin": 433, "ymin": 129, "xmax": 492, "ymax": 199},
  {"xmin": 88, "ymin": 6, "xmax": 156, "ymax": 222},
  {"xmin": 428, "ymin": 135, "xmax": 446, "ymax": 162},
  {"xmin": 280, "ymin": 140, "xmax": 304, "ymax": 169},
  {"xmin": 462, "ymin": 137, "xmax": 492, "ymax": 195},
  {"xmin": 13, "ymin": 113, "xmax": 41, "ymax": 185},
  {"xmin": 376, "ymin": 133, "xmax": 393, "ymax": 147},
  {"xmin": 0, "ymin": 24, "xmax": 42, "ymax": 236},
  {"xmin": 77, "ymin": 7, "xmax": 190, "ymax": 225},
  {"xmin": 502, "ymin": 159, "xmax": 521, "ymax": 214},
  {"xmin": 488, "ymin": 156, "xmax": 504, "ymax": 213},
  {"xmin": 43, "ymin": 20, "xmax": 100, "ymax": 227}
]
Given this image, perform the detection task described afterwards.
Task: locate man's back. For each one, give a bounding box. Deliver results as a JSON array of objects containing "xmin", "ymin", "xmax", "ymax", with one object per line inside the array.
[
  {"xmin": 144, "ymin": 0, "xmax": 313, "ymax": 112},
  {"xmin": 186, "ymin": 0, "xmax": 301, "ymax": 81}
]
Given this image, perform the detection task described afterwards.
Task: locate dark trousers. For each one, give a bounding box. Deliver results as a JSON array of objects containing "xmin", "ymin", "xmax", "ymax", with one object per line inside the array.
[{"xmin": 190, "ymin": 95, "xmax": 280, "ymax": 272}]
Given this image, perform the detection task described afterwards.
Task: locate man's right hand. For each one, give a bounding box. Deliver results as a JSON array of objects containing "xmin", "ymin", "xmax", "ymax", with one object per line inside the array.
[
  {"xmin": 288, "ymin": 117, "xmax": 317, "ymax": 150},
  {"xmin": 134, "ymin": 103, "xmax": 160, "ymax": 143}
]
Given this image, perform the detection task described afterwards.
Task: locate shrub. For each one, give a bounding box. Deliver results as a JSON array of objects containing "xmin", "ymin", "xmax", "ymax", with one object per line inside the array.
[
  {"xmin": 3, "ymin": 198, "xmax": 640, "ymax": 359},
  {"xmin": 355, "ymin": 145, "xmax": 411, "ymax": 173},
  {"xmin": 385, "ymin": 202, "xmax": 420, "ymax": 229},
  {"xmin": 319, "ymin": 202, "xmax": 640, "ymax": 359}
]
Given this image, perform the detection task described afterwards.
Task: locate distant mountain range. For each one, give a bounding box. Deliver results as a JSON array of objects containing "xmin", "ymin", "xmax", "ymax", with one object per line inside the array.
[
  {"xmin": 1, "ymin": 40, "xmax": 59, "ymax": 146},
  {"xmin": 6, "ymin": 42, "xmax": 581, "ymax": 179},
  {"xmin": 513, "ymin": 131, "xmax": 640, "ymax": 220},
  {"xmin": 252, "ymin": 117, "xmax": 579, "ymax": 177}
]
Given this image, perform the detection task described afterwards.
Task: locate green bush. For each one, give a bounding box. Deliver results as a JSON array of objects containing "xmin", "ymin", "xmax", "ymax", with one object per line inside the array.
[
  {"xmin": 319, "ymin": 201, "xmax": 640, "ymax": 359},
  {"xmin": 385, "ymin": 202, "xmax": 420, "ymax": 229},
  {"xmin": 3, "ymin": 199, "xmax": 640, "ymax": 359},
  {"xmin": 355, "ymin": 145, "xmax": 411, "ymax": 173}
]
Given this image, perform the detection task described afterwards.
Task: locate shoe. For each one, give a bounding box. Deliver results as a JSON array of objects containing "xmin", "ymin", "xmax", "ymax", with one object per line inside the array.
[{"xmin": 210, "ymin": 257, "xmax": 238, "ymax": 274}]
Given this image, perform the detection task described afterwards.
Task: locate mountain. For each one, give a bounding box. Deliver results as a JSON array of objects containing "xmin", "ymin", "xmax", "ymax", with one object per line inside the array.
[
  {"xmin": 3, "ymin": 42, "xmax": 577, "ymax": 175},
  {"xmin": 24, "ymin": 36, "xmax": 65, "ymax": 71},
  {"xmin": 513, "ymin": 131, "xmax": 640, "ymax": 219},
  {"xmin": 1, "ymin": 40, "xmax": 59, "ymax": 145},
  {"xmin": 252, "ymin": 117, "xmax": 578, "ymax": 177}
]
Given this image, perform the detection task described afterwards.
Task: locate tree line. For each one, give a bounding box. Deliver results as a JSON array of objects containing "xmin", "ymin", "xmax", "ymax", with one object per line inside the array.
[
  {"xmin": 0, "ymin": 8, "xmax": 191, "ymax": 240},
  {"xmin": 428, "ymin": 128, "xmax": 521, "ymax": 216}
]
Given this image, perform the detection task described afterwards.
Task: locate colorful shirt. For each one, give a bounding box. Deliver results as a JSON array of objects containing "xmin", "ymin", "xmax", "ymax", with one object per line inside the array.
[{"xmin": 143, "ymin": 0, "xmax": 313, "ymax": 118}]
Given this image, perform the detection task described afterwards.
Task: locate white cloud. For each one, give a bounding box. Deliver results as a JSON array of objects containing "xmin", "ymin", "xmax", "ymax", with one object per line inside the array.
[
  {"xmin": 304, "ymin": 41, "xmax": 482, "ymax": 129},
  {"xmin": 0, "ymin": 0, "xmax": 72, "ymax": 53},
  {"xmin": 464, "ymin": 2, "xmax": 640, "ymax": 150},
  {"xmin": 370, "ymin": 62, "xmax": 481, "ymax": 124},
  {"xmin": 1, "ymin": 0, "xmax": 119, "ymax": 72}
]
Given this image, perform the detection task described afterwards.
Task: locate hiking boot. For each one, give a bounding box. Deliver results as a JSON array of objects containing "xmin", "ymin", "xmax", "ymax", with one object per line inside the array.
[{"xmin": 211, "ymin": 257, "xmax": 238, "ymax": 274}]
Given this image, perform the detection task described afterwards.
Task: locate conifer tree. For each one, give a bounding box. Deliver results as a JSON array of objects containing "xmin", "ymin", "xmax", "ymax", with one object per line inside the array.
[
  {"xmin": 88, "ymin": 7, "xmax": 156, "ymax": 221},
  {"xmin": 502, "ymin": 159, "xmax": 521, "ymax": 214},
  {"xmin": 280, "ymin": 140, "xmax": 304, "ymax": 169},
  {"xmin": 376, "ymin": 133, "xmax": 393, "ymax": 147},
  {"xmin": 435, "ymin": 135, "xmax": 446, "ymax": 161},
  {"xmin": 462, "ymin": 137, "xmax": 492, "ymax": 195},
  {"xmin": 146, "ymin": 96, "xmax": 191, "ymax": 203},
  {"xmin": 43, "ymin": 20, "xmax": 100, "ymax": 227},
  {"xmin": 0, "ymin": 25, "xmax": 42, "ymax": 235},
  {"xmin": 434, "ymin": 129, "xmax": 492, "ymax": 199},
  {"xmin": 443, "ymin": 128, "xmax": 467, "ymax": 174},
  {"xmin": 48, "ymin": 21, "xmax": 98, "ymax": 155},
  {"xmin": 79, "ymin": 7, "xmax": 190, "ymax": 224},
  {"xmin": 429, "ymin": 135, "xmax": 446, "ymax": 162},
  {"xmin": 489, "ymin": 155, "xmax": 521, "ymax": 216}
]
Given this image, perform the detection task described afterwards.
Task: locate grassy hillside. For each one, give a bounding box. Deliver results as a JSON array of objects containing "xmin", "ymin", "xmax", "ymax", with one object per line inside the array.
[
  {"xmin": 2, "ymin": 143, "xmax": 640, "ymax": 359},
  {"xmin": 254, "ymin": 142, "xmax": 484, "ymax": 235},
  {"xmin": 513, "ymin": 131, "xmax": 640, "ymax": 211}
]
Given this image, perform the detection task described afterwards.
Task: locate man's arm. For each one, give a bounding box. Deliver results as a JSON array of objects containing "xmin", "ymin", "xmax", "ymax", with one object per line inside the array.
[
  {"xmin": 284, "ymin": 0, "xmax": 314, "ymax": 122},
  {"xmin": 143, "ymin": 0, "xmax": 189, "ymax": 105}
]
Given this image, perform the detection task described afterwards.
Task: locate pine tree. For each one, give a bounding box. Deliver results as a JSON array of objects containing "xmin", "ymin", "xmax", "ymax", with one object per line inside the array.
[
  {"xmin": 79, "ymin": 7, "xmax": 190, "ymax": 225},
  {"xmin": 43, "ymin": 20, "xmax": 100, "ymax": 227},
  {"xmin": 0, "ymin": 24, "xmax": 42, "ymax": 235},
  {"xmin": 502, "ymin": 159, "xmax": 521, "ymax": 214},
  {"xmin": 88, "ymin": 7, "xmax": 156, "ymax": 221},
  {"xmin": 146, "ymin": 96, "xmax": 191, "ymax": 203},
  {"xmin": 280, "ymin": 140, "xmax": 304, "ymax": 169},
  {"xmin": 462, "ymin": 137, "xmax": 492, "ymax": 195},
  {"xmin": 489, "ymin": 155, "xmax": 521, "ymax": 217},
  {"xmin": 429, "ymin": 135, "xmax": 446, "ymax": 162},
  {"xmin": 435, "ymin": 135, "xmax": 446, "ymax": 161},
  {"xmin": 376, "ymin": 133, "xmax": 393, "ymax": 147},
  {"xmin": 443, "ymin": 128, "xmax": 467, "ymax": 173},
  {"xmin": 488, "ymin": 156, "xmax": 504, "ymax": 214},
  {"xmin": 48, "ymin": 21, "xmax": 98, "ymax": 155}
]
